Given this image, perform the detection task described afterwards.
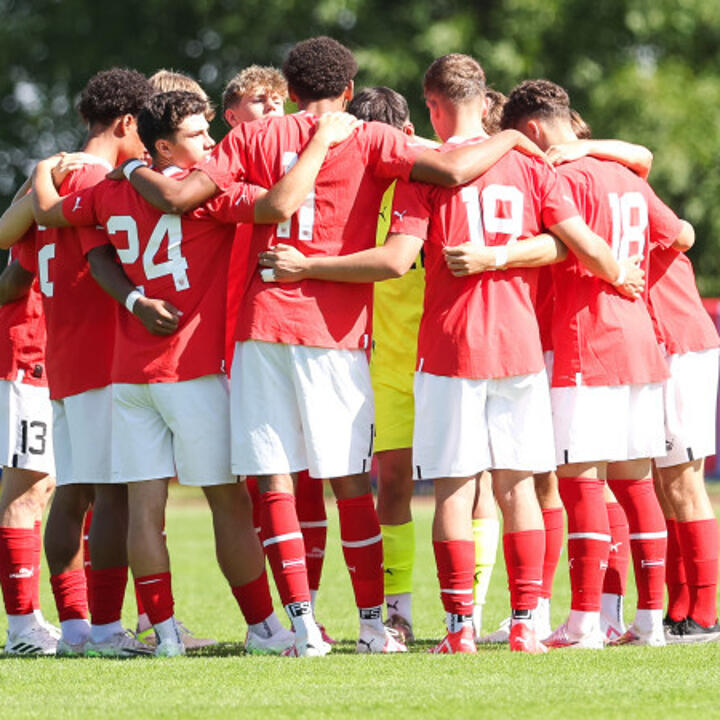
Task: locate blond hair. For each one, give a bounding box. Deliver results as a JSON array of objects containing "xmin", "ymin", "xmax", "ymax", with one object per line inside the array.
[
  {"xmin": 149, "ymin": 69, "xmax": 215, "ymax": 120},
  {"xmin": 222, "ymin": 65, "xmax": 287, "ymax": 111}
]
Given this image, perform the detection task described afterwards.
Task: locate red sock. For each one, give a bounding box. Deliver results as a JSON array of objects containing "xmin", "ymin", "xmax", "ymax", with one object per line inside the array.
[
  {"xmin": 246, "ymin": 477, "xmax": 262, "ymax": 534},
  {"xmin": 135, "ymin": 585, "xmax": 146, "ymax": 616},
  {"xmin": 259, "ymin": 492, "xmax": 310, "ymax": 606},
  {"xmin": 559, "ymin": 478, "xmax": 610, "ymax": 612},
  {"xmin": 603, "ymin": 501, "xmax": 630, "ymax": 596},
  {"xmin": 0, "ymin": 527, "xmax": 36, "ymax": 615},
  {"xmin": 503, "ymin": 529, "xmax": 545, "ymax": 611},
  {"xmin": 32, "ymin": 520, "xmax": 42, "ymax": 610},
  {"xmin": 665, "ymin": 518, "xmax": 689, "ymax": 621},
  {"xmin": 134, "ymin": 572, "xmax": 173, "ymax": 625},
  {"xmin": 336, "ymin": 494, "xmax": 384, "ymax": 609},
  {"xmin": 50, "ymin": 570, "xmax": 88, "ymax": 621},
  {"xmin": 89, "ymin": 566, "xmax": 128, "ymax": 625},
  {"xmin": 677, "ymin": 519, "xmax": 719, "ymax": 627},
  {"xmin": 231, "ymin": 570, "xmax": 274, "ymax": 625},
  {"xmin": 296, "ymin": 472, "xmax": 327, "ymax": 593},
  {"xmin": 608, "ymin": 478, "xmax": 667, "ymax": 610},
  {"xmin": 540, "ymin": 507, "xmax": 564, "ymax": 599},
  {"xmin": 433, "ymin": 539, "xmax": 474, "ymax": 615},
  {"xmin": 83, "ymin": 509, "xmax": 93, "ymax": 609}
]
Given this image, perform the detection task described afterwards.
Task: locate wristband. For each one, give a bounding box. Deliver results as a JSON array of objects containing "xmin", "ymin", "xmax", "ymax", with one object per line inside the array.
[
  {"xmin": 494, "ymin": 245, "xmax": 509, "ymax": 268},
  {"xmin": 124, "ymin": 289, "xmax": 143, "ymax": 313},
  {"xmin": 123, "ymin": 160, "xmax": 147, "ymax": 181},
  {"xmin": 260, "ymin": 268, "xmax": 276, "ymax": 282},
  {"xmin": 613, "ymin": 265, "xmax": 626, "ymax": 286}
]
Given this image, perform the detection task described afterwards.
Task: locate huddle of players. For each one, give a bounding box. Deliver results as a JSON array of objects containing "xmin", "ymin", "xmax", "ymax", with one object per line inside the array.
[{"xmin": 0, "ymin": 35, "xmax": 717, "ymax": 658}]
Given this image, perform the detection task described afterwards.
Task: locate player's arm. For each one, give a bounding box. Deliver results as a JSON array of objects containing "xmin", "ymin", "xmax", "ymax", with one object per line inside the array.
[
  {"xmin": 547, "ymin": 140, "xmax": 653, "ymax": 180},
  {"xmin": 549, "ymin": 216, "xmax": 644, "ymax": 298},
  {"xmin": 0, "ymin": 194, "xmax": 35, "ymax": 249},
  {"xmin": 259, "ymin": 233, "xmax": 423, "ymax": 283},
  {"xmin": 0, "ymin": 259, "xmax": 34, "ymax": 305},
  {"xmin": 670, "ymin": 220, "xmax": 694, "ymax": 252},
  {"xmin": 443, "ymin": 234, "xmax": 568, "ymax": 277},
  {"xmin": 410, "ymin": 129, "xmax": 549, "ymax": 186},
  {"xmin": 87, "ymin": 245, "xmax": 180, "ymax": 336},
  {"xmin": 31, "ymin": 156, "xmax": 70, "ymax": 227}
]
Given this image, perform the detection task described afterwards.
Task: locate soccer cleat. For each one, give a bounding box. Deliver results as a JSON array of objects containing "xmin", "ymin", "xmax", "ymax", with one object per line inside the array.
[
  {"xmin": 245, "ymin": 626, "xmax": 295, "ymax": 655},
  {"xmin": 4, "ymin": 625, "xmax": 57, "ymax": 655},
  {"xmin": 281, "ymin": 635, "xmax": 331, "ymax": 657},
  {"xmin": 84, "ymin": 630, "xmax": 153, "ymax": 658},
  {"xmin": 600, "ymin": 613, "xmax": 626, "ymax": 643},
  {"xmin": 56, "ymin": 637, "xmax": 87, "ymax": 657},
  {"xmin": 509, "ymin": 623, "xmax": 548, "ymax": 654},
  {"xmin": 478, "ymin": 616, "xmax": 510, "ymax": 644},
  {"xmin": 609, "ymin": 623, "xmax": 666, "ymax": 647},
  {"xmin": 356, "ymin": 625, "xmax": 407, "ymax": 654},
  {"xmin": 666, "ymin": 617, "xmax": 720, "ymax": 645},
  {"xmin": 136, "ymin": 620, "xmax": 216, "ymax": 650},
  {"xmin": 428, "ymin": 625, "xmax": 477, "ymax": 654},
  {"xmin": 384, "ymin": 614, "xmax": 415, "ymax": 644},
  {"xmin": 544, "ymin": 622, "xmax": 604, "ymax": 650},
  {"xmin": 155, "ymin": 638, "xmax": 185, "ymax": 657}
]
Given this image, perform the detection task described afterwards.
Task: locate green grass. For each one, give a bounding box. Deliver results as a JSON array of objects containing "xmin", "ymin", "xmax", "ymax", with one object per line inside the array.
[{"xmin": 2, "ymin": 487, "xmax": 720, "ymax": 719}]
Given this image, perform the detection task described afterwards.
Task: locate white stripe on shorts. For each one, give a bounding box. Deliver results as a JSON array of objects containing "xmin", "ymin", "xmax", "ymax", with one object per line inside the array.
[
  {"xmin": 299, "ymin": 521, "xmax": 328, "ymax": 529},
  {"xmin": 441, "ymin": 588, "xmax": 473, "ymax": 595},
  {"xmin": 263, "ymin": 531, "xmax": 304, "ymax": 548},
  {"xmin": 629, "ymin": 531, "xmax": 668, "ymax": 540},
  {"xmin": 567, "ymin": 532, "xmax": 612, "ymax": 542},
  {"xmin": 341, "ymin": 533, "xmax": 382, "ymax": 548}
]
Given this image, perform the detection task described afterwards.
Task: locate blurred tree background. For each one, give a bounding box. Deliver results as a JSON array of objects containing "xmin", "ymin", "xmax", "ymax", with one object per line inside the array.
[{"xmin": 1, "ymin": 0, "xmax": 718, "ymax": 289}]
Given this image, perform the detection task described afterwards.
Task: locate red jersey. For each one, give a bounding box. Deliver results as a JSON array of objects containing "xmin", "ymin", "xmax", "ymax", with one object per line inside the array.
[
  {"xmin": 648, "ymin": 246, "xmax": 719, "ymax": 355},
  {"xmin": 198, "ymin": 112, "xmax": 425, "ymax": 349},
  {"xmin": 0, "ymin": 230, "xmax": 47, "ymax": 387},
  {"xmin": 225, "ymin": 224, "xmax": 252, "ymax": 373},
  {"xmin": 535, "ymin": 267, "xmax": 554, "ymax": 353},
  {"xmin": 388, "ymin": 137, "xmax": 578, "ymax": 379},
  {"xmin": 61, "ymin": 167, "xmax": 260, "ymax": 384},
  {"xmin": 16, "ymin": 162, "xmax": 115, "ymax": 400},
  {"xmin": 551, "ymin": 158, "xmax": 677, "ymax": 387}
]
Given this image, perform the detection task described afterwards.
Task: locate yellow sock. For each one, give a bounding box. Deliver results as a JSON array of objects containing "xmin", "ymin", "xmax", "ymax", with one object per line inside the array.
[
  {"xmin": 381, "ymin": 521, "xmax": 415, "ymax": 595},
  {"xmin": 473, "ymin": 518, "xmax": 500, "ymax": 605}
]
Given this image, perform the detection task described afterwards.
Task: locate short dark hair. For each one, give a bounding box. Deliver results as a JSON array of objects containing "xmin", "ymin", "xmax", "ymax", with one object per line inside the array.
[
  {"xmin": 483, "ymin": 88, "xmax": 507, "ymax": 136},
  {"xmin": 348, "ymin": 86, "xmax": 409, "ymax": 130},
  {"xmin": 501, "ymin": 79, "xmax": 571, "ymax": 130},
  {"xmin": 78, "ymin": 68, "xmax": 153, "ymax": 126},
  {"xmin": 282, "ymin": 36, "xmax": 358, "ymax": 102},
  {"xmin": 570, "ymin": 108, "xmax": 592, "ymax": 139},
  {"xmin": 424, "ymin": 54, "xmax": 486, "ymax": 102},
  {"xmin": 137, "ymin": 91, "xmax": 208, "ymax": 159}
]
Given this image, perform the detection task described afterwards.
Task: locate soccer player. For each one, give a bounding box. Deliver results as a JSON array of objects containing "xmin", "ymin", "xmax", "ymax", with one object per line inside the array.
[
  {"xmin": 222, "ymin": 65, "xmax": 287, "ymax": 126},
  {"xmin": 259, "ymin": 54, "xmax": 643, "ymax": 654},
  {"xmin": 33, "ymin": 90, "xmax": 358, "ymax": 656},
  {"xmin": 13, "ymin": 68, "xmax": 155, "ymax": 657},
  {"xmin": 501, "ymin": 79, "xmax": 693, "ymax": 647},
  {"xmin": 116, "ymin": 36, "xmax": 549, "ymax": 656}
]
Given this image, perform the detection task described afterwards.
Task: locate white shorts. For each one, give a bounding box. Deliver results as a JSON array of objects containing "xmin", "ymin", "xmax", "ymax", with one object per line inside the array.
[
  {"xmin": 0, "ymin": 378, "xmax": 54, "ymax": 475},
  {"xmin": 112, "ymin": 374, "xmax": 233, "ymax": 487},
  {"xmin": 52, "ymin": 386, "xmax": 112, "ymax": 485},
  {"xmin": 655, "ymin": 348, "xmax": 719, "ymax": 468},
  {"xmin": 412, "ymin": 370, "xmax": 556, "ymax": 479},
  {"xmin": 552, "ymin": 383, "xmax": 665, "ymax": 465},
  {"xmin": 231, "ymin": 341, "xmax": 374, "ymax": 479}
]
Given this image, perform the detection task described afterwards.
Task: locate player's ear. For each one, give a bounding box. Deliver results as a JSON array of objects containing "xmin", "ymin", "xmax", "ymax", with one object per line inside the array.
[
  {"xmin": 154, "ymin": 138, "xmax": 172, "ymax": 162},
  {"xmin": 481, "ymin": 95, "xmax": 490, "ymax": 119},
  {"xmin": 118, "ymin": 114, "xmax": 136, "ymax": 137},
  {"xmin": 224, "ymin": 107, "xmax": 237, "ymax": 128},
  {"xmin": 402, "ymin": 121, "xmax": 415, "ymax": 136},
  {"xmin": 526, "ymin": 119, "xmax": 542, "ymax": 143},
  {"xmin": 288, "ymin": 87, "xmax": 300, "ymax": 105},
  {"xmin": 344, "ymin": 80, "xmax": 354, "ymax": 103}
]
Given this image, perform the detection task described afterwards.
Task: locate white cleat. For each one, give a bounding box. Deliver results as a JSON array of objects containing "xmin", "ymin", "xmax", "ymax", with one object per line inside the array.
[
  {"xmin": 544, "ymin": 621, "xmax": 604, "ymax": 650},
  {"xmin": 609, "ymin": 623, "xmax": 666, "ymax": 647},
  {"xmin": 4, "ymin": 625, "xmax": 57, "ymax": 655},
  {"xmin": 281, "ymin": 635, "xmax": 331, "ymax": 657},
  {"xmin": 56, "ymin": 637, "xmax": 87, "ymax": 657},
  {"xmin": 245, "ymin": 626, "xmax": 295, "ymax": 655},
  {"xmin": 84, "ymin": 630, "xmax": 153, "ymax": 658},
  {"xmin": 356, "ymin": 625, "xmax": 407, "ymax": 654},
  {"xmin": 600, "ymin": 614, "xmax": 626, "ymax": 643},
  {"xmin": 155, "ymin": 637, "xmax": 186, "ymax": 657},
  {"xmin": 478, "ymin": 616, "xmax": 510, "ymax": 644},
  {"xmin": 136, "ymin": 619, "xmax": 216, "ymax": 650}
]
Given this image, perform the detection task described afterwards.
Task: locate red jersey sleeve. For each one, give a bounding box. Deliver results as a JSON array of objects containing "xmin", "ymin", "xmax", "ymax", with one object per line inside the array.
[
  {"xmin": 202, "ymin": 182, "xmax": 263, "ymax": 225},
  {"xmin": 60, "ymin": 184, "xmax": 109, "ymax": 255},
  {"xmin": 15, "ymin": 231, "xmax": 37, "ymax": 274},
  {"xmin": 363, "ymin": 122, "xmax": 426, "ymax": 183},
  {"xmin": 647, "ymin": 187, "xmax": 684, "ymax": 250},
  {"xmin": 388, "ymin": 179, "xmax": 433, "ymax": 240},
  {"xmin": 537, "ymin": 163, "xmax": 580, "ymax": 228},
  {"xmin": 196, "ymin": 124, "xmax": 250, "ymax": 191}
]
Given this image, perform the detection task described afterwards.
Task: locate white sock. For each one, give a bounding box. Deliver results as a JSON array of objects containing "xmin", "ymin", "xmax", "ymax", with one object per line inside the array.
[
  {"xmin": 535, "ymin": 597, "xmax": 552, "ymax": 637},
  {"xmin": 90, "ymin": 620, "xmax": 123, "ymax": 643},
  {"xmin": 33, "ymin": 609, "xmax": 49, "ymax": 627},
  {"xmin": 601, "ymin": 593, "xmax": 624, "ymax": 625},
  {"xmin": 154, "ymin": 616, "xmax": 180, "ymax": 645},
  {"xmin": 285, "ymin": 601, "xmax": 317, "ymax": 641},
  {"xmin": 568, "ymin": 609, "xmax": 600, "ymax": 636},
  {"xmin": 310, "ymin": 589, "xmax": 318, "ymax": 611},
  {"xmin": 472, "ymin": 604, "xmax": 483, "ymax": 635},
  {"xmin": 61, "ymin": 618, "xmax": 90, "ymax": 644},
  {"xmin": 8, "ymin": 612, "xmax": 39, "ymax": 636},
  {"xmin": 446, "ymin": 612, "xmax": 473, "ymax": 634},
  {"xmin": 249, "ymin": 612, "xmax": 285, "ymax": 639},
  {"xmin": 634, "ymin": 608, "xmax": 663, "ymax": 635},
  {"xmin": 359, "ymin": 605, "xmax": 384, "ymax": 632},
  {"xmin": 510, "ymin": 608, "xmax": 535, "ymax": 630},
  {"xmin": 136, "ymin": 612, "xmax": 151, "ymax": 632},
  {"xmin": 385, "ymin": 593, "xmax": 412, "ymax": 625}
]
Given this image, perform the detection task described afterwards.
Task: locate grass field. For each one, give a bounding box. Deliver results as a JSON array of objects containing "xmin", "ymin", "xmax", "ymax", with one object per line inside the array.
[{"xmin": 2, "ymin": 485, "xmax": 720, "ymax": 719}]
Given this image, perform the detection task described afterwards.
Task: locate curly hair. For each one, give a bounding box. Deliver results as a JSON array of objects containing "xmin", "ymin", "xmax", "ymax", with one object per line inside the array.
[
  {"xmin": 483, "ymin": 88, "xmax": 507, "ymax": 136},
  {"xmin": 222, "ymin": 65, "xmax": 287, "ymax": 111},
  {"xmin": 78, "ymin": 68, "xmax": 154, "ymax": 126},
  {"xmin": 423, "ymin": 54, "xmax": 486, "ymax": 102},
  {"xmin": 282, "ymin": 36, "xmax": 358, "ymax": 102},
  {"xmin": 348, "ymin": 86, "xmax": 409, "ymax": 130},
  {"xmin": 137, "ymin": 91, "xmax": 208, "ymax": 158},
  {"xmin": 501, "ymin": 79, "xmax": 571, "ymax": 130}
]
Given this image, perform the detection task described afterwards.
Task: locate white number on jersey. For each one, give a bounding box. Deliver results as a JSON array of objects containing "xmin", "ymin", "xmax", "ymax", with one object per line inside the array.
[
  {"xmin": 608, "ymin": 192, "xmax": 648, "ymax": 261},
  {"xmin": 461, "ymin": 184, "xmax": 524, "ymax": 246},
  {"xmin": 38, "ymin": 243, "xmax": 55, "ymax": 298},
  {"xmin": 107, "ymin": 214, "xmax": 190, "ymax": 291},
  {"xmin": 276, "ymin": 151, "xmax": 315, "ymax": 241}
]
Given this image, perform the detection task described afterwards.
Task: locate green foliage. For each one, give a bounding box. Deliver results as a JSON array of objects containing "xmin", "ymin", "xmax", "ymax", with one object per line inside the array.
[{"xmin": 1, "ymin": 0, "xmax": 719, "ymax": 285}]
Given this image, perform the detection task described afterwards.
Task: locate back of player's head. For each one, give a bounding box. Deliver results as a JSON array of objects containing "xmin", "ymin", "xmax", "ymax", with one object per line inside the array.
[
  {"xmin": 149, "ymin": 69, "xmax": 215, "ymax": 121},
  {"xmin": 223, "ymin": 65, "xmax": 288, "ymax": 112},
  {"xmin": 137, "ymin": 91, "xmax": 208, "ymax": 159},
  {"xmin": 483, "ymin": 88, "xmax": 507, "ymax": 135},
  {"xmin": 423, "ymin": 54, "xmax": 486, "ymax": 102},
  {"xmin": 282, "ymin": 36, "xmax": 358, "ymax": 102},
  {"xmin": 501, "ymin": 79, "xmax": 571, "ymax": 130},
  {"xmin": 348, "ymin": 87, "xmax": 409, "ymax": 130},
  {"xmin": 570, "ymin": 108, "xmax": 592, "ymax": 139},
  {"xmin": 78, "ymin": 68, "xmax": 154, "ymax": 127}
]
